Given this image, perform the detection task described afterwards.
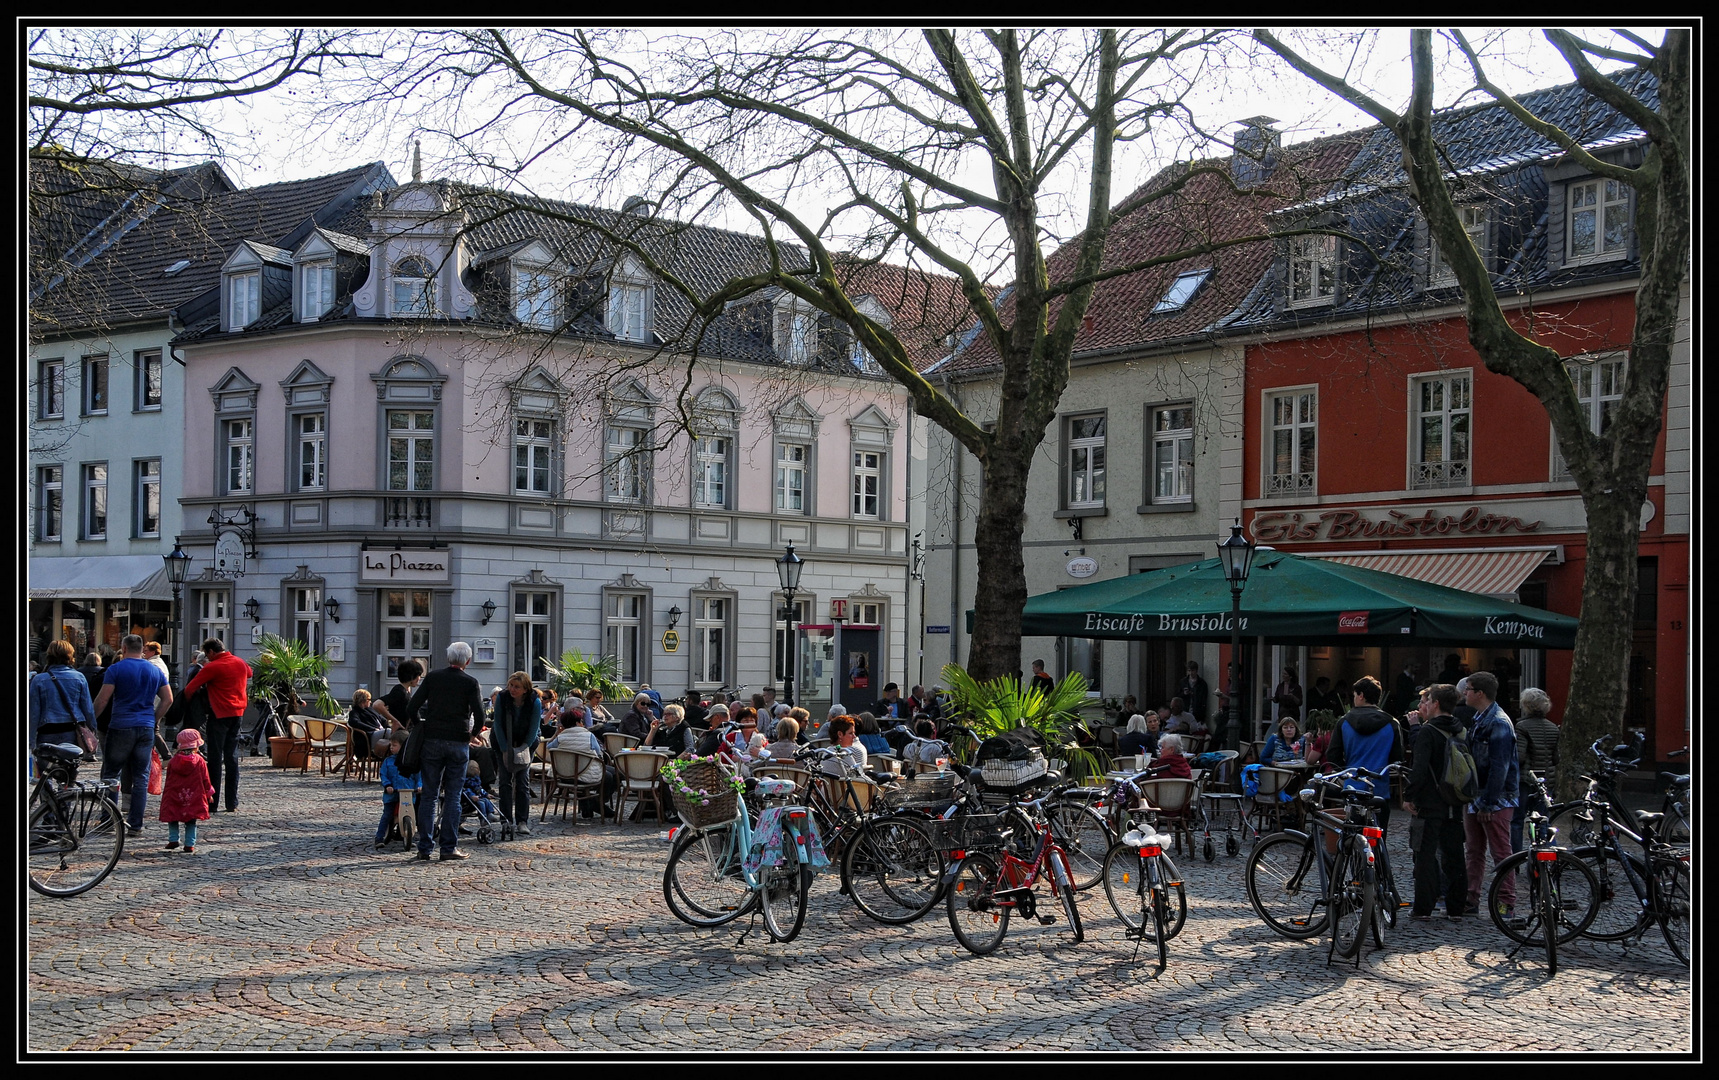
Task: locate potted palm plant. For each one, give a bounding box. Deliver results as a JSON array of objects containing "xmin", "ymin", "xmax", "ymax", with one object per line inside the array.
[
  {"xmin": 251, "ymin": 633, "xmax": 341, "ymax": 768},
  {"xmin": 539, "ymin": 648, "xmax": 632, "ymax": 704},
  {"xmin": 939, "ymin": 663, "xmax": 1103, "ymax": 780}
]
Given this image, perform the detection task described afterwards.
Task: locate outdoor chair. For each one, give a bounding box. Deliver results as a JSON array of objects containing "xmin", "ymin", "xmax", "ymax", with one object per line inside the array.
[
  {"xmin": 1249, "ymin": 765, "xmax": 1300, "ymax": 834},
  {"xmin": 601, "ymin": 732, "xmax": 641, "ymax": 759},
  {"xmin": 342, "ymin": 723, "xmax": 380, "ymax": 783},
  {"xmin": 301, "ymin": 717, "xmax": 349, "ymax": 777},
  {"xmin": 543, "ymin": 748, "xmax": 606, "ymax": 823},
  {"xmin": 529, "ymin": 740, "xmax": 554, "ymax": 800},
  {"xmin": 1137, "ymin": 777, "xmax": 1199, "ymax": 856},
  {"xmin": 611, "ymin": 749, "xmax": 672, "ymax": 826}
]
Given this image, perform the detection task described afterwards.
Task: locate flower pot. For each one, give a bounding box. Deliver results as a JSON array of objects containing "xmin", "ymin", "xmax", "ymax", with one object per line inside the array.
[{"xmin": 269, "ymin": 735, "xmax": 308, "ymax": 769}]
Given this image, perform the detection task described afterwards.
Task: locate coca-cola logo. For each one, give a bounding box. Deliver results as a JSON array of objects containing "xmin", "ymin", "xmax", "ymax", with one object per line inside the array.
[{"xmin": 1337, "ymin": 611, "xmax": 1369, "ymax": 633}]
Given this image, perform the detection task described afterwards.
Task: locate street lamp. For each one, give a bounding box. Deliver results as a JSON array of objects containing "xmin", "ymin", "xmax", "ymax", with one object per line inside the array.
[
  {"xmin": 163, "ymin": 544, "xmax": 192, "ymax": 677},
  {"xmin": 1216, "ymin": 521, "xmax": 1256, "ymax": 751},
  {"xmin": 775, "ymin": 542, "xmax": 805, "ymax": 706}
]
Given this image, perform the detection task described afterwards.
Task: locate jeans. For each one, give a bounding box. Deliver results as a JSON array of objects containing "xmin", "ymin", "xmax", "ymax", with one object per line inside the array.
[
  {"xmin": 205, "ymin": 715, "xmax": 242, "ymax": 811},
  {"xmin": 417, "ymin": 738, "xmax": 470, "ymax": 856},
  {"xmin": 100, "ymin": 724, "xmax": 154, "ymax": 830},
  {"xmin": 1510, "ymin": 787, "xmax": 1544, "ymax": 853},
  {"xmin": 1465, "ymin": 806, "xmax": 1516, "ymax": 912},
  {"xmin": 167, "ymin": 821, "xmax": 200, "ymax": 846},
  {"xmin": 498, "ymin": 762, "xmax": 531, "ymax": 824},
  {"xmin": 1411, "ymin": 814, "xmax": 1468, "ymax": 916}
]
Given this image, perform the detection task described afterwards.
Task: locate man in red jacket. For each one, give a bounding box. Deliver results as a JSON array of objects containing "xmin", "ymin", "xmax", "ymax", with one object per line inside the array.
[{"xmin": 183, "ymin": 638, "xmax": 254, "ymax": 814}]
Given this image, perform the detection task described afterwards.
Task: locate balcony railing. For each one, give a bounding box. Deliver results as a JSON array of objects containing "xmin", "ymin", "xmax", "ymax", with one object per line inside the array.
[
  {"xmin": 383, "ymin": 496, "xmax": 434, "ymax": 527},
  {"xmin": 1410, "ymin": 460, "xmax": 1470, "ymax": 490},
  {"xmin": 1265, "ymin": 472, "xmax": 1315, "ymax": 498}
]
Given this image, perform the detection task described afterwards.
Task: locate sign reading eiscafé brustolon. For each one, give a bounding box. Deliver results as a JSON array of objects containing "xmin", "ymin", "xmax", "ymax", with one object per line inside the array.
[{"xmin": 359, "ymin": 549, "xmax": 450, "ymax": 584}]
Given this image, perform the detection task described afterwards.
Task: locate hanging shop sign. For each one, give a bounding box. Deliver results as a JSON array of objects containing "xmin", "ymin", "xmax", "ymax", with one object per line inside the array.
[
  {"xmin": 359, "ymin": 549, "xmax": 451, "ymax": 584},
  {"xmin": 1066, "ymin": 556, "xmax": 1099, "ymax": 579},
  {"xmin": 213, "ymin": 529, "xmax": 248, "ymax": 578},
  {"xmin": 661, "ymin": 629, "xmax": 680, "ymax": 653}
]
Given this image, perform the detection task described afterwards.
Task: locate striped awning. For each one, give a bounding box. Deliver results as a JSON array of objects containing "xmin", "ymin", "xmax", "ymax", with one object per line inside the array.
[{"xmin": 1311, "ymin": 548, "xmax": 1553, "ymax": 598}]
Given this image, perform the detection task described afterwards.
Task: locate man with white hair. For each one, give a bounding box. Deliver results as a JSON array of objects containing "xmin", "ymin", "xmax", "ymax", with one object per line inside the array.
[{"xmin": 405, "ymin": 642, "xmax": 485, "ymax": 862}]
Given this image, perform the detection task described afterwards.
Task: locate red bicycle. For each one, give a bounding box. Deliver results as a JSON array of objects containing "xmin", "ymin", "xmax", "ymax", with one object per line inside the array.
[{"xmin": 943, "ymin": 796, "xmax": 1085, "ymax": 955}]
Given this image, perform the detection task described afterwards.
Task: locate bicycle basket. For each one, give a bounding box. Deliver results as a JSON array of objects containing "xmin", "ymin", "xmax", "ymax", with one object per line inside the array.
[
  {"xmin": 879, "ymin": 771, "xmax": 956, "ymax": 808},
  {"xmin": 925, "ymin": 813, "xmax": 1010, "ymax": 852},
  {"xmin": 979, "ymin": 752, "xmax": 1047, "ymax": 790},
  {"xmin": 664, "ymin": 759, "xmax": 740, "ymax": 829}
]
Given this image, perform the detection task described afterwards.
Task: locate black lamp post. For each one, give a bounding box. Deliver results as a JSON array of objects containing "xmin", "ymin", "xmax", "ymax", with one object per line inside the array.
[
  {"xmin": 1216, "ymin": 521, "xmax": 1256, "ymax": 751},
  {"xmin": 775, "ymin": 542, "xmax": 805, "ymax": 706},
  {"xmin": 163, "ymin": 544, "xmax": 192, "ymax": 677}
]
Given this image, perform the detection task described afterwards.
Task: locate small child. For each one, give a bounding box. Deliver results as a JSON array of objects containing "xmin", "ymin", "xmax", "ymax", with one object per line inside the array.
[
  {"xmin": 160, "ymin": 728, "xmax": 215, "ymax": 853},
  {"xmin": 376, "ymin": 730, "xmax": 421, "ymax": 849}
]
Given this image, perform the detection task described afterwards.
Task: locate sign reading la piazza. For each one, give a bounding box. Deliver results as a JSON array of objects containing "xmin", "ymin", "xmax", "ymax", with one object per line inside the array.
[
  {"xmin": 359, "ymin": 549, "xmax": 451, "ymax": 584},
  {"xmin": 1251, "ymin": 504, "xmax": 1544, "ymax": 544}
]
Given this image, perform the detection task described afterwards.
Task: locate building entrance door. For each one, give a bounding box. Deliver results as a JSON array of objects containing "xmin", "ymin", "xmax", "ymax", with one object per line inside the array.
[
  {"xmin": 843, "ymin": 627, "xmax": 879, "ymax": 704},
  {"xmin": 381, "ymin": 588, "xmax": 433, "ymax": 682}
]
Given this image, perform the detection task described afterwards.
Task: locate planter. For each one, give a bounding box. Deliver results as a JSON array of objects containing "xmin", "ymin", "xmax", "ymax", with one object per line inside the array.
[{"xmin": 269, "ymin": 735, "xmax": 309, "ymax": 770}]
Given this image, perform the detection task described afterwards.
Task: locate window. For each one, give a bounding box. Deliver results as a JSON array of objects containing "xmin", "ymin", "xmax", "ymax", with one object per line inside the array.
[
  {"xmin": 516, "ymin": 268, "xmax": 558, "ymax": 329},
  {"xmin": 850, "ymin": 337, "xmax": 881, "ymax": 375},
  {"xmin": 779, "ymin": 309, "xmax": 818, "ymax": 363},
  {"xmin": 1411, "ymin": 373, "xmax": 1471, "ymax": 489},
  {"xmin": 694, "ymin": 436, "xmax": 729, "ymax": 508},
  {"xmin": 1567, "ymin": 179, "xmax": 1630, "ymax": 264},
  {"xmin": 225, "ymin": 418, "xmax": 254, "ymax": 494},
  {"xmin": 135, "ymin": 350, "xmax": 163, "ymax": 410},
  {"xmin": 603, "ymin": 593, "xmax": 643, "ymax": 683},
  {"xmin": 1066, "ymin": 415, "xmax": 1106, "ymax": 509},
  {"xmin": 1554, "ymin": 355, "xmax": 1626, "ymax": 479},
  {"xmin": 1061, "ymin": 636, "xmax": 1102, "ymax": 695},
  {"xmin": 393, "ymin": 256, "xmax": 435, "ymax": 316},
  {"xmin": 1153, "ymin": 269, "xmax": 1211, "ymax": 314},
  {"xmin": 1266, "ymin": 389, "xmax": 1317, "ymax": 497},
  {"xmin": 605, "ymin": 425, "xmax": 646, "ymax": 503},
  {"xmin": 82, "ymin": 356, "xmax": 109, "ymax": 415},
  {"xmin": 514, "ymin": 592, "xmax": 555, "ymax": 682},
  {"xmin": 301, "ymin": 260, "xmax": 335, "ymax": 320},
  {"xmin": 1430, "ymin": 205, "xmax": 1489, "ymax": 287},
  {"xmin": 852, "ymin": 602, "xmax": 883, "ymax": 626},
  {"xmin": 1150, "ymin": 405, "xmax": 1194, "ymax": 503},
  {"xmin": 38, "ymin": 359, "xmax": 65, "ymax": 419},
  {"xmin": 290, "ymin": 586, "xmax": 321, "ymax": 653},
  {"xmin": 381, "ymin": 590, "xmax": 433, "ymax": 680},
  {"xmin": 1286, "ymin": 234, "xmax": 1337, "ymax": 307},
  {"xmin": 196, "ymin": 591, "xmax": 230, "ymax": 650},
  {"xmin": 82, "ymin": 463, "xmax": 107, "ymax": 539},
  {"xmin": 134, "ymin": 459, "xmax": 160, "ymax": 537},
  {"xmin": 514, "ymin": 418, "xmax": 553, "ymax": 494},
  {"xmin": 387, "ymin": 410, "xmax": 435, "ymax": 491},
  {"xmin": 692, "ymin": 595, "xmax": 729, "ymax": 687},
  {"xmin": 852, "ymin": 450, "xmax": 882, "ymax": 519},
  {"xmin": 607, "ymin": 283, "xmax": 649, "ymax": 342},
  {"xmin": 38, "ymin": 466, "xmax": 62, "ymax": 541},
  {"xmin": 230, "ymin": 272, "xmax": 260, "ymax": 328},
  {"xmin": 774, "ymin": 596, "xmax": 814, "ymax": 687},
  {"xmin": 297, "ymin": 412, "xmax": 327, "ymax": 491},
  {"xmin": 776, "ymin": 443, "xmax": 808, "ymax": 513}
]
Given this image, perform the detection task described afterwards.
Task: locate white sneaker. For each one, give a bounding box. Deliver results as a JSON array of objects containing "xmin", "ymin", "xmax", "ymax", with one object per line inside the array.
[{"xmin": 515, "ymin": 822, "xmax": 532, "ymax": 836}]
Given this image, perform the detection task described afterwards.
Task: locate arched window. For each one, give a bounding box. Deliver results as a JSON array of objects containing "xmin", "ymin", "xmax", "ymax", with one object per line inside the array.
[{"xmin": 393, "ymin": 255, "xmax": 436, "ymax": 316}]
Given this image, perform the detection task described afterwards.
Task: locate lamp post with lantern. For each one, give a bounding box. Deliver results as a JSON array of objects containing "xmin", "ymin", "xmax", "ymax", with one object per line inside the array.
[
  {"xmin": 775, "ymin": 543, "xmax": 805, "ymax": 706},
  {"xmin": 1216, "ymin": 521, "xmax": 1256, "ymax": 752},
  {"xmin": 163, "ymin": 544, "xmax": 192, "ymax": 682}
]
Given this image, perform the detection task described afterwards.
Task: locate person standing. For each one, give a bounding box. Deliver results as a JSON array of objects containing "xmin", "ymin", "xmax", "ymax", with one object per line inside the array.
[
  {"xmin": 158, "ymin": 728, "xmax": 215, "ymax": 854},
  {"xmin": 1322, "ymin": 675, "xmax": 1404, "ymax": 831},
  {"xmin": 1177, "ymin": 662, "xmax": 1210, "ymax": 725},
  {"xmin": 406, "ymin": 642, "xmax": 485, "ymax": 862},
  {"xmin": 375, "ymin": 658, "xmax": 424, "ymax": 731},
  {"xmin": 90, "ymin": 634, "xmax": 172, "ymax": 834},
  {"xmin": 181, "ymin": 638, "xmax": 254, "ymax": 814},
  {"xmin": 1270, "ymin": 666, "xmax": 1303, "ymax": 725},
  {"xmin": 1512, "ymin": 688, "xmax": 1562, "ymax": 853},
  {"xmin": 488, "ymin": 672, "xmax": 542, "ymax": 836},
  {"xmin": 1028, "ymin": 660, "xmax": 1055, "ymax": 696},
  {"xmin": 30, "ymin": 640, "xmax": 95, "ymax": 750},
  {"xmin": 1461, "ymin": 671, "xmax": 1518, "ymax": 918},
  {"xmin": 1403, "ymin": 685, "xmax": 1470, "ymax": 919}
]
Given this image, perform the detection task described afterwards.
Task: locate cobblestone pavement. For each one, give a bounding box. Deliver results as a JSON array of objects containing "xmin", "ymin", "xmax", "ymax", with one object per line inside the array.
[{"xmin": 27, "ymin": 758, "xmax": 1692, "ymax": 1054}]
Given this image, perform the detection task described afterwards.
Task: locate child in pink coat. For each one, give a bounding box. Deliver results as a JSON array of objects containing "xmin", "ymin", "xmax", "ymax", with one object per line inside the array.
[{"xmin": 160, "ymin": 728, "xmax": 215, "ymax": 853}]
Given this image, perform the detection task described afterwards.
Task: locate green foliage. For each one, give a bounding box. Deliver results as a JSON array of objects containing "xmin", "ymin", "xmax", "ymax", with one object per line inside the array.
[
  {"xmin": 249, "ymin": 632, "xmax": 340, "ymax": 718},
  {"xmin": 939, "ymin": 663, "xmax": 1103, "ymax": 779},
  {"xmin": 540, "ymin": 648, "xmax": 632, "ymax": 703}
]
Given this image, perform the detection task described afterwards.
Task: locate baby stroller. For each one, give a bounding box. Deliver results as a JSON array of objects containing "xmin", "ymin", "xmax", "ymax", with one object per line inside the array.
[{"xmin": 460, "ymin": 773, "xmax": 509, "ymax": 844}]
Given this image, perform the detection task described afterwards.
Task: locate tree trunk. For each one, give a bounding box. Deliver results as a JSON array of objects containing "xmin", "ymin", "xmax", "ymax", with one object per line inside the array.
[{"xmin": 966, "ymin": 444, "xmax": 1031, "ymax": 682}]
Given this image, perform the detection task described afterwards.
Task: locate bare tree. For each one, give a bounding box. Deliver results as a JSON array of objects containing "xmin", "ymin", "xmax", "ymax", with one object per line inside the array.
[{"xmin": 1255, "ymin": 29, "xmax": 1690, "ymax": 793}]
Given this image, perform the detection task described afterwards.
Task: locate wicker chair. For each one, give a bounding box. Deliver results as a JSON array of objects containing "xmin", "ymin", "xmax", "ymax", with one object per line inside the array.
[
  {"xmin": 1249, "ymin": 766, "xmax": 1300, "ymax": 834},
  {"xmin": 342, "ymin": 723, "xmax": 381, "ymax": 782},
  {"xmin": 1137, "ymin": 777, "xmax": 1200, "ymax": 856},
  {"xmin": 601, "ymin": 732, "xmax": 641, "ymax": 759},
  {"xmin": 752, "ymin": 763, "xmax": 812, "ymax": 794},
  {"xmin": 542, "ymin": 748, "xmax": 606, "ymax": 823},
  {"xmin": 299, "ymin": 717, "xmax": 348, "ymax": 776},
  {"xmin": 612, "ymin": 749, "xmax": 672, "ymax": 825}
]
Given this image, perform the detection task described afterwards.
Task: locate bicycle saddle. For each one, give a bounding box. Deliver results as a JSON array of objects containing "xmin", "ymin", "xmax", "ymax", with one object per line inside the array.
[
  {"xmin": 755, "ymin": 778, "xmax": 798, "ymax": 798},
  {"xmin": 36, "ymin": 743, "xmax": 84, "ymax": 761}
]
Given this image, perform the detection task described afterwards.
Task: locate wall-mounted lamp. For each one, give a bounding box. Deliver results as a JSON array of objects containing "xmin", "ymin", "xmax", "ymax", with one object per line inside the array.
[
  {"xmin": 666, "ymin": 605, "xmax": 682, "ymax": 630},
  {"xmin": 244, "ymin": 596, "xmax": 262, "ymax": 624},
  {"xmin": 323, "ymin": 595, "xmax": 342, "ymax": 623},
  {"xmin": 480, "ymin": 598, "xmax": 497, "ymax": 625}
]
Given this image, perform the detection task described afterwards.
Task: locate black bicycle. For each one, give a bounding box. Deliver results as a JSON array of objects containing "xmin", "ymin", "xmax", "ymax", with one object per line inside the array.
[
  {"xmin": 28, "ymin": 743, "xmax": 126, "ymax": 898},
  {"xmin": 1487, "ymin": 769, "xmax": 1600, "ymax": 976}
]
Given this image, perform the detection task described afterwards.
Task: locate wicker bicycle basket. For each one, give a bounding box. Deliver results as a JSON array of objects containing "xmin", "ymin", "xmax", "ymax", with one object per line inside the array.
[
  {"xmin": 925, "ymin": 812, "xmax": 1011, "ymax": 852},
  {"xmin": 663, "ymin": 758, "xmax": 740, "ymax": 829},
  {"xmin": 879, "ymin": 771, "xmax": 956, "ymax": 808}
]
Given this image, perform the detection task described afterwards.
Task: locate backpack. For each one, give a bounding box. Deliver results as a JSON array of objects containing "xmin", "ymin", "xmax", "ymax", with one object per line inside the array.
[{"xmin": 1425, "ymin": 722, "xmax": 1479, "ymax": 805}]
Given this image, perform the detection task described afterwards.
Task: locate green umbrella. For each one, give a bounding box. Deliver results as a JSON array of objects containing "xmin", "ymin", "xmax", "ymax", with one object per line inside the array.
[{"xmin": 1020, "ymin": 549, "xmax": 1577, "ymax": 647}]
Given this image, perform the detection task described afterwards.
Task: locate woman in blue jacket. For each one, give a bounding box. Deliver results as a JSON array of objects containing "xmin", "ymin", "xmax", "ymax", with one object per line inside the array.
[
  {"xmin": 1260, "ymin": 717, "xmax": 1305, "ymax": 765},
  {"xmin": 489, "ymin": 672, "xmax": 543, "ymax": 836},
  {"xmin": 30, "ymin": 640, "xmax": 95, "ymax": 750}
]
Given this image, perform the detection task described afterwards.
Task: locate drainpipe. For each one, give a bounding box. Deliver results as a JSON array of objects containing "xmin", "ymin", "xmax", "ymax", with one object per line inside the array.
[{"xmin": 941, "ymin": 371, "xmax": 963, "ymax": 670}]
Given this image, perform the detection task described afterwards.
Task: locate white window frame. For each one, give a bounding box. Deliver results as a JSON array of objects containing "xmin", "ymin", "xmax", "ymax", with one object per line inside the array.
[
  {"xmin": 38, "ymin": 359, "xmax": 65, "ymax": 420},
  {"xmin": 135, "ymin": 350, "xmax": 163, "ymax": 411},
  {"xmin": 1566, "ymin": 178, "xmax": 1631, "ymax": 266},
  {"xmin": 290, "ymin": 586, "xmax": 322, "ymax": 654},
  {"xmin": 607, "ymin": 282, "xmax": 650, "ymax": 343},
  {"xmin": 1554, "ymin": 353, "xmax": 1627, "ymax": 479},
  {"xmin": 81, "ymin": 355, "xmax": 109, "ymax": 416},
  {"xmin": 82, "ymin": 462, "xmax": 107, "ymax": 540},
  {"xmin": 296, "ymin": 411, "xmax": 327, "ymax": 491},
  {"xmin": 1409, "ymin": 370, "xmax": 1473, "ymax": 490},
  {"xmin": 1149, "ymin": 404, "xmax": 1194, "ymax": 504},
  {"xmin": 1286, "ymin": 233, "xmax": 1337, "ymax": 308},
  {"xmin": 773, "ymin": 594, "xmax": 815, "ymax": 688},
  {"xmin": 300, "ymin": 259, "xmax": 336, "ymax": 321},
  {"xmin": 196, "ymin": 590, "xmax": 230, "ymax": 651},
  {"xmin": 134, "ymin": 458, "xmax": 161, "ymax": 538},
  {"xmin": 1065, "ymin": 413, "xmax": 1107, "ymax": 510},
  {"xmin": 852, "ymin": 449, "xmax": 883, "ymax": 520},
  {"xmin": 38, "ymin": 465, "xmax": 63, "ymax": 541},
  {"xmin": 605, "ymin": 425, "xmax": 648, "ymax": 504},
  {"xmin": 603, "ymin": 591, "xmax": 645, "ymax": 684},
  {"xmin": 690, "ymin": 593, "xmax": 732, "ymax": 689},
  {"xmin": 513, "ymin": 590, "xmax": 556, "ymax": 683},
  {"xmin": 693, "ymin": 435, "xmax": 730, "ymax": 509},
  {"xmin": 516, "ymin": 266, "xmax": 559, "ymax": 329},
  {"xmin": 1153, "ymin": 269, "xmax": 1211, "ymax": 314},
  {"xmin": 514, "ymin": 416, "xmax": 554, "ymax": 495},
  {"xmin": 776, "ymin": 442, "xmax": 808, "ymax": 514},
  {"xmin": 225, "ymin": 417, "xmax": 255, "ymax": 495},
  {"xmin": 230, "ymin": 271, "xmax": 260, "ymax": 329},
  {"xmin": 1265, "ymin": 387, "xmax": 1318, "ymax": 498},
  {"xmin": 1429, "ymin": 205, "xmax": 1489, "ymax": 288},
  {"xmin": 386, "ymin": 410, "xmax": 436, "ymax": 492},
  {"xmin": 392, "ymin": 256, "xmax": 435, "ymax": 317}
]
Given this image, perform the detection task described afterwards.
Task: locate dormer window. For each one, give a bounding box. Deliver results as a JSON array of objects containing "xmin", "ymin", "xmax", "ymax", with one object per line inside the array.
[
  {"xmin": 1286, "ymin": 234, "xmax": 1336, "ymax": 308},
  {"xmin": 1153, "ymin": 269, "xmax": 1212, "ymax": 314},
  {"xmin": 517, "ymin": 267, "xmax": 559, "ymax": 329},
  {"xmin": 1567, "ymin": 178, "xmax": 1630, "ymax": 265},
  {"xmin": 393, "ymin": 255, "xmax": 435, "ymax": 316},
  {"xmin": 774, "ymin": 298, "xmax": 819, "ymax": 364},
  {"xmin": 230, "ymin": 272, "xmax": 260, "ymax": 329},
  {"xmin": 608, "ymin": 282, "xmax": 649, "ymax": 342},
  {"xmin": 301, "ymin": 259, "xmax": 335, "ymax": 321},
  {"xmin": 1429, "ymin": 205, "xmax": 1489, "ymax": 288}
]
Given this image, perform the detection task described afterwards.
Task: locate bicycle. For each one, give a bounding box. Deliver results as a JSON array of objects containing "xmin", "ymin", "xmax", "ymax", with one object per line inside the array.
[
  {"xmin": 1101, "ymin": 811, "xmax": 1185, "ymax": 972},
  {"xmin": 943, "ymin": 790, "xmax": 1085, "ymax": 955},
  {"xmin": 28, "ymin": 742, "xmax": 126, "ymax": 898},
  {"xmin": 1243, "ymin": 764, "xmax": 1401, "ymax": 965},
  {"xmin": 1487, "ymin": 769, "xmax": 1601, "ymax": 976}
]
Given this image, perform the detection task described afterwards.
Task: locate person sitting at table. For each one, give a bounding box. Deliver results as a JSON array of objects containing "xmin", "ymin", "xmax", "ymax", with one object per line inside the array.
[
  {"xmin": 761, "ymin": 717, "xmax": 802, "ymax": 764},
  {"xmin": 1163, "ymin": 697, "xmax": 1203, "ymax": 736},
  {"xmin": 855, "ymin": 712, "xmax": 892, "ymax": 756},
  {"xmin": 1261, "ymin": 717, "xmax": 1305, "ymax": 765},
  {"xmin": 1148, "ymin": 732, "xmax": 1193, "ymax": 780},
  {"xmin": 901, "ymin": 719, "xmax": 944, "ymax": 765},
  {"xmin": 642, "ymin": 702, "xmax": 696, "ymax": 756},
  {"xmin": 1116, "ymin": 714, "xmax": 1161, "ymax": 759},
  {"xmin": 820, "ymin": 715, "xmax": 867, "ymax": 777}
]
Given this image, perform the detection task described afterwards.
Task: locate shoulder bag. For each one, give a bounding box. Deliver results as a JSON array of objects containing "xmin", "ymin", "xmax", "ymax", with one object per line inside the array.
[
  {"xmin": 45, "ymin": 671, "xmax": 101, "ymax": 757},
  {"xmin": 399, "ymin": 715, "xmax": 427, "ymax": 775}
]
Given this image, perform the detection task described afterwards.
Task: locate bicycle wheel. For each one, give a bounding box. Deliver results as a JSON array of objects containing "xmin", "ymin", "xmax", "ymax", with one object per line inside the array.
[
  {"xmin": 1054, "ymin": 850, "xmax": 1085, "ymax": 944},
  {"xmin": 1330, "ymin": 840, "xmax": 1373, "ymax": 959},
  {"xmin": 946, "ymin": 853, "xmax": 1009, "ymax": 955},
  {"xmin": 1570, "ymin": 845, "xmax": 1650, "ymax": 941},
  {"xmin": 1150, "ymin": 884, "xmax": 1169, "ymax": 971},
  {"xmin": 1377, "ymin": 847, "xmax": 1402, "ymax": 931},
  {"xmin": 1546, "ymin": 802, "xmax": 1601, "ymax": 850},
  {"xmin": 760, "ymin": 862, "xmax": 811, "ymax": 944},
  {"xmin": 1653, "ymin": 858, "xmax": 1689, "ymax": 965},
  {"xmin": 843, "ymin": 815, "xmax": 943, "ymax": 925},
  {"xmin": 1154, "ymin": 853, "xmax": 1188, "ymax": 940},
  {"xmin": 1245, "ymin": 832, "xmax": 1326, "ymax": 939},
  {"xmin": 1044, "ymin": 799, "xmax": 1112, "ymax": 892},
  {"xmin": 1490, "ymin": 850, "xmax": 1598, "ymax": 946},
  {"xmin": 662, "ymin": 823, "xmax": 754, "ymax": 928},
  {"xmin": 28, "ymin": 788, "xmax": 125, "ymax": 898},
  {"xmin": 1102, "ymin": 842, "xmax": 1148, "ymax": 931}
]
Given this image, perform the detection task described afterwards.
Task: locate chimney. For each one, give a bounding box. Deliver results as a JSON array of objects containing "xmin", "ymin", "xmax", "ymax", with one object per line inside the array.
[
  {"xmin": 412, "ymin": 140, "xmax": 422, "ymax": 183},
  {"xmin": 1231, "ymin": 116, "xmax": 1280, "ymax": 186},
  {"xmin": 621, "ymin": 195, "xmax": 655, "ymax": 217}
]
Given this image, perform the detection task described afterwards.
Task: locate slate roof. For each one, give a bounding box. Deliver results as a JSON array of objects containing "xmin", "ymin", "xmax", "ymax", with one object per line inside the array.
[{"xmin": 32, "ymin": 162, "xmax": 394, "ymax": 335}]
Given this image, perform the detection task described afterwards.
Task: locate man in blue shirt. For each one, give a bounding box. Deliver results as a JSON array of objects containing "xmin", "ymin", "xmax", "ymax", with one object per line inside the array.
[
  {"xmin": 1461, "ymin": 671, "xmax": 1518, "ymax": 917},
  {"xmin": 91, "ymin": 634, "xmax": 172, "ymax": 832},
  {"xmin": 1324, "ymin": 675, "xmax": 1405, "ymax": 831}
]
